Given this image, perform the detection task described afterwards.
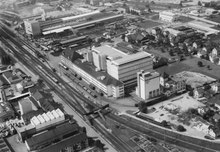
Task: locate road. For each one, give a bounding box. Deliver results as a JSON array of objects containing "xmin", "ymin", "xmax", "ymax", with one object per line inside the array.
[
  {"xmin": 0, "ymin": 26, "xmax": 132, "ymax": 152},
  {"xmin": 1, "ymin": 24, "xmax": 220, "ymax": 152}
]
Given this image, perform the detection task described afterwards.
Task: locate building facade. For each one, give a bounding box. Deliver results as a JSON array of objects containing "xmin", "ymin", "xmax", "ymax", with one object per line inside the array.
[
  {"xmin": 92, "ymin": 45, "xmax": 153, "ymax": 87},
  {"xmin": 24, "ymin": 20, "xmax": 41, "ymax": 36},
  {"xmin": 159, "ymin": 11, "xmax": 179, "ymax": 22},
  {"xmin": 136, "ymin": 70, "xmax": 160, "ymax": 100},
  {"xmin": 61, "ymin": 49, "xmax": 124, "ymax": 98}
]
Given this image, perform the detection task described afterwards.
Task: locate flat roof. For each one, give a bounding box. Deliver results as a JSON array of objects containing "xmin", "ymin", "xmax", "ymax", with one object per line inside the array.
[
  {"xmin": 93, "ymin": 45, "xmax": 151, "ymax": 66},
  {"xmin": 43, "ymin": 14, "xmax": 123, "ymax": 35},
  {"xmin": 141, "ymin": 71, "xmax": 160, "ymax": 79},
  {"xmin": 93, "ymin": 45, "xmax": 127, "ymax": 60},
  {"xmin": 61, "ymin": 10, "xmax": 100, "ymax": 21},
  {"xmin": 73, "ymin": 59, "xmax": 123, "ymax": 87}
]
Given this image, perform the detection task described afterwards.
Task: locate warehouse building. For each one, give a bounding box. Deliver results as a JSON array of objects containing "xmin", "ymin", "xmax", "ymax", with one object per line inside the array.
[{"xmin": 24, "ymin": 10, "xmax": 124, "ymax": 36}]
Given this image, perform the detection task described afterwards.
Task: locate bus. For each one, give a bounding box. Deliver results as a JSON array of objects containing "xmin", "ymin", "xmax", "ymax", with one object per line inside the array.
[
  {"xmin": 50, "ymin": 76, "xmax": 59, "ymax": 84},
  {"xmin": 59, "ymin": 63, "xmax": 69, "ymax": 70}
]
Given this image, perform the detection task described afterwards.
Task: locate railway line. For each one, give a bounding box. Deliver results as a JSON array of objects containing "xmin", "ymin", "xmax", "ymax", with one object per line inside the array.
[{"xmin": 1, "ymin": 24, "xmax": 220, "ymax": 152}]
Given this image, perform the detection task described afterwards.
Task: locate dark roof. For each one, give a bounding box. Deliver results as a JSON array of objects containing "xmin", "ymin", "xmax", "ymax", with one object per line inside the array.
[
  {"xmin": 22, "ymin": 109, "xmax": 44, "ymax": 123},
  {"xmin": 38, "ymin": 99, "xmax": 55, "ymax": 112},
  {"xmin": 30, "ymin": 131, "xmax": 87, "ymax": 152},
  {"xmin": 26, "ymin": 122, "xmax": 81, "ymax": 150},
  {"xmin": 62, "ymin": 47, "xmax": 84, "ymax": 62},
  {"xmin": 29, "ymin": 96, "xmax": 40, "ymax": 109},
  {"xmin": 73, "ymin": 59, "xmax": 123, "ymax": 86}
]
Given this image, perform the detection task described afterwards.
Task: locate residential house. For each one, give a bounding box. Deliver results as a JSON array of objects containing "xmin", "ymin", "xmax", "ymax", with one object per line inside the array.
[
  {"xmin": 210, "ymin": 82, "xmax": 220, "ymax": 94},
  {"xmin": 192, "ymin": 42, "xmax": 198, "ymax": 49},
  {"xmin": 197, "ymin": 48, "xmax": 207, "ymax": 58},
  {"xmin": 209, "ymin": 48, "xmax": 220, "ymax": 65},
  {"xmin": 193, "ymin": 87, "xmax": 205, "ymax": 99},
  {"xmin": 213, "ymin": 114, "xmax": 220, "ymax": 123},
  {"xmin": 162, "ymin": 75, "xmax": 186, "ymax": 97}
]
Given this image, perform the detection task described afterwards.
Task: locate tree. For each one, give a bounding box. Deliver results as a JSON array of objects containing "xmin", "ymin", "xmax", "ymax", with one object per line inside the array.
[
  {"xmin": 198, "ymin": 61, "xmax": 203, "ymax": 67},
  {"xmin": 177, "ymin": 125, "xmax": 186, "ymax": 132},
  {"xmin": 94, "ymin": 140, "xmax": 104, "ymax": 150},
  {"xmin": 1, "ymin": 55, "xmax": 11, "ymax": 65},
  {"xmin": 138, "ymin": 101, "xmax": 148, "ymax": 113},
  {"xmin": 37, "ymin": 79, "xmax": 43, "ymax": 85},
  {"xmin": 198, "ymin": 1, "xmax": 202, "ymax": 6},
  {"xmin": 179, "ymin": 1, "xmax": 183, "ymax": 8}
]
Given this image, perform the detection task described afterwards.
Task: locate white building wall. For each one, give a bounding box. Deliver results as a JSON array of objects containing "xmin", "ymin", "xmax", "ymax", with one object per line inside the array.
[
  {"xmin": 107, "ymin": 58, "xmax": 153, "ymax": 83},
  {"xmin": 92, "ymin": 52, "xmax": 101, "ymax": 70}
]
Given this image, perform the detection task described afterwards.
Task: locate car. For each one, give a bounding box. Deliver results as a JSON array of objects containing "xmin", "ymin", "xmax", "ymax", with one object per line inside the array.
[
  {"xmin": 204, "ymin": 135, "xmax": 215, "ymax": 140},
  {"xmin": 168, "ymin": 58, "xmax": 178, "ymax": 64}
]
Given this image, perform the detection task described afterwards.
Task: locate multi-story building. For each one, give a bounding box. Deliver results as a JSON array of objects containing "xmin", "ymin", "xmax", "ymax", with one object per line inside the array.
[
  {"xmin": 136, "ymin": 70, "xmax": 161, "ymax": 100},
  {"xmin": 159, "ymin": 11, "xmax": 179, "ymax": 22},
  {"xmin": 92, "ymin": 45, "xmax": 153, "ymax": 87},
  {"xmin": 61, "ymin": 48, "xmax": 124, "ymax": 98}
]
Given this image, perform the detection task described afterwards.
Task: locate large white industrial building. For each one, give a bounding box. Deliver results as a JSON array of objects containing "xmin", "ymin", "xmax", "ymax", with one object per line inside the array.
[
  {"xmin": 92, "ymin": 45, "xmax": 153, "ymax": 87},
  {"xmin": 61, "ymin": 44, "xmax": 153, "ymax": 98}
]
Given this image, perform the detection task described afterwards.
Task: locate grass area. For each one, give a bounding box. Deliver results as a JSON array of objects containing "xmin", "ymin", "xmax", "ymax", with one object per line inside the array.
[
  {"xmin": 156, "ymin": 62, "xmax": 190, "ymax": 76},
  {"xmin": 206, "ymin": 15, "xmax": 220, "ymax": 24},
  {"xmin": 178, "ymin": 16, "xmax": 194, "ymax": 23},
  {"xmin": 137, "ymin": 20, "xmax": 163, "ymax": 29},
  {"xmin": 156, "ymin": 57, "xmax": 220, "ymax": 79}
]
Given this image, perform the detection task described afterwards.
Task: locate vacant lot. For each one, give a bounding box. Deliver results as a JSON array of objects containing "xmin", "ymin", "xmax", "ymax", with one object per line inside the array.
[{"xmin": 156, "ymin": 57, "xmax": 220, "ymax": 79}]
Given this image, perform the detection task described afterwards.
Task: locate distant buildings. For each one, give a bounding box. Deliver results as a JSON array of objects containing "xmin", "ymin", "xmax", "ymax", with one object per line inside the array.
[
  {"xmin": 159, "ymin": 11, "xmax": 179, "ymax": 22},
  {"xmin": 24, "ymin": 10, "xmax": 124, "ymax": 36},
  {"xmin": 136, "ymin": 70, "xmax": 161, "ymax": 100}
]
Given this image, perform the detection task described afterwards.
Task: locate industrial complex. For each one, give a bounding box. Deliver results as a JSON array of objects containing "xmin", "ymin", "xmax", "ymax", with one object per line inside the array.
[
  {"xmin": 2, "ymin": 0, "xmax": 220, "ymax": 152},
  {"xmin": 24, "ymin": 10, "xmax": 124, "ymax": 36}
]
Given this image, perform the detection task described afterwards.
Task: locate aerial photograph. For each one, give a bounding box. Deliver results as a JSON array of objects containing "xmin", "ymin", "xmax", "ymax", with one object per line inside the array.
[{"xmin": 2, "ymin": 0, "xmax": 220, "ymax": 152}]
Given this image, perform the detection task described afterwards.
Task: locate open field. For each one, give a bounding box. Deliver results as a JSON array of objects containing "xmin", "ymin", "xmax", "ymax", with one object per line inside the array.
[
  {"xmin": 137, "ymin": 20, "xmax": 163, "ymax": 29},
  {"xmin": 156, "ymin": 57, "xmax": 220, "ymax": 79},
  {"xmin": 175, "ymin": 71, "xmax": 216, "ymax": 88}
]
